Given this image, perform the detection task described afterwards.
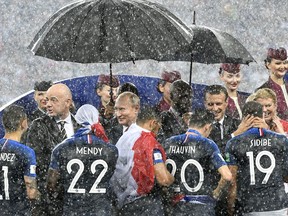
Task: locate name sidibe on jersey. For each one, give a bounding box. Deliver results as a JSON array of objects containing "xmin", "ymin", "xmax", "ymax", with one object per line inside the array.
[
  {"xmin": 76, "ymin": 147, "xmax": 103, "ymax": 155},
  {"xmin": 250, "ymin": 138, "xmax": 271, "ymax": 148},
  {"xmin": 0, "ymin": 153, "xmax": 16, "ymax": 161}
]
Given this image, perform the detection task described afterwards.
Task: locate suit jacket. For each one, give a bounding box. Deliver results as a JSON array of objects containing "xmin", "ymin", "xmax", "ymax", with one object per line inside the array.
[
  {"xmin": 26, "ymin": 114, "xmax": 80, "ymax": 193},
  {"xmin": 104, "ymin": 117, "xmax": 123, "ymax": 145},
  {"xmin": 29, "ymin": 108, "xmax": 46, "ymax": 122},
  {"xmin": 226, "ymin": 92, "xmax": 249, "ymax": 120},
  {"xmin": 208, "ymin": 115, "xmax": 240, "ymax": 155},
  {"xmin": 257, "ymin": 77, "xmax": 288, "ymax": 121},
  {"xmin": 157, "ymin": 108, "xmax": 187, "ymax": 144}
]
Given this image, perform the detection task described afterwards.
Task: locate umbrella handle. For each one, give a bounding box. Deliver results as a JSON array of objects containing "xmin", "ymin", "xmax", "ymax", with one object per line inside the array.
[
  {"xmin": 189, "ymin": 53, "xmax": 193, "ymax": 86},
  {"xmin": 109, "ymin": 63, "xmax": 114, "ymax": 103}
]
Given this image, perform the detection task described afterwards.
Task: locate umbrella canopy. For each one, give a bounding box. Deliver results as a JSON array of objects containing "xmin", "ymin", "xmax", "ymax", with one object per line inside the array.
[
  {"xmin": 29, "ymin": 0, "xmax": 193, "ymax": 64},
  {"xmin": 190, "ymin": 25, "xmax": 255, "ymax": 64},
  {"xmin": 189, "ymin": 25, "xmax": 255, "ymax": 84}
]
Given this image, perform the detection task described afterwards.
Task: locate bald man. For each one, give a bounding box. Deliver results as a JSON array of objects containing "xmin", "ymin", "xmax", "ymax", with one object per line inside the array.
[{"xmin": 27, "ymin": 83, "xmax": 80, "ymax": 216}]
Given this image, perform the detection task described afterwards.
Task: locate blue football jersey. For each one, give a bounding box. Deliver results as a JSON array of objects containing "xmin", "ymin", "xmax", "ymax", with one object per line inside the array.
[
  {"xmin": 164, "ymin": 129, "xmax": 227, "ymax": 198},
  {"xmin": 226, "ymin": 128, "xmax": 288, "ymax": 213},
  {"xmin": 50, "ymin": 133, "xmax": 118, "ymax": 215},
  {"xmin": 0, "ymin": 138, "xmax": 36, "ymax": 216}
]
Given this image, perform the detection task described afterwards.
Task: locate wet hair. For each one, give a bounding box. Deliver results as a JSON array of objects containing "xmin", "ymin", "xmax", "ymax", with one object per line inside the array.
[
  {"xmin": 156, "ymin": 80, "xmax": 168, "ymax": 93},
  {"xmin": 34, "ymin": 80, "xmax": 53, "ymax": 91},
  {"xmin": 136, "ymin": 106, "xmax": 160, "ymax": 125},
  {"xmin": 242, "ymin": 101, "xmax": 263, "ymax": 118},
  {"xmin": 170, "ymin": 80, "xmax": 193, "ymax": 101},
  {"xmin": 189, "ymin": 109, "xmax": 214, "ymax": 128},
  {"xmin": 117, "ymin": 82, "xmax": 139, "ymax": 96},
  {"xmin": 2, "ymin": 104, "xmax": 27, "ymax": 133},
  {"xmin": 253, "ymin": 88, "xmax": 277, "ymax": 105},
  {"xmin": 117, "ymin": 92, "xmax": 140, "ymax": 107},
  {"xmin": 204, "ymin": 85, "xmax": 229, "ymax": 101}
]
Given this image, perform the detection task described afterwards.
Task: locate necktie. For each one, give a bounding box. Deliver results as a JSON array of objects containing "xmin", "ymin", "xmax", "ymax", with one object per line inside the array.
[
  {"xmin": 213, "ymin": 122, "xmax": 222, "ymax": 141},
  {"xmin": 58, "ymin": 121, "xmax": 67, "ymax": 139}
]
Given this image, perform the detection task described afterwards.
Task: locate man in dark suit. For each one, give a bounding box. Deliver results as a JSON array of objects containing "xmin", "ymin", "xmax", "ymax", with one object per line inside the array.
[
  {"xmin": 27, "ymin": 83, "xmax": 80, "ymax": 216},
  {"xmin": 158, "ymin": 80, "xmax": 193, "ymax": 143},
  {"xmin": 204, "ymin": 84, "xmax": 253, "ymax": 216}
]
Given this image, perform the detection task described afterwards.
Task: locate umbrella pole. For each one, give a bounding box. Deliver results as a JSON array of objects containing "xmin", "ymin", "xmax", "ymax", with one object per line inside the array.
[
  {"xmin": 189, "ymin": 53, "xmax": 193, "ymax": 86},
  {"xmin": 109, "ymin": 63, "xmax": 113, "ymax": 103}
]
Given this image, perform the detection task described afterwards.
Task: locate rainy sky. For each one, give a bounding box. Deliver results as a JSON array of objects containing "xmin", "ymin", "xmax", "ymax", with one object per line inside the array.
[{"xmin": 1, "ymin": 0, "xmax": 288, "ymax": 108}]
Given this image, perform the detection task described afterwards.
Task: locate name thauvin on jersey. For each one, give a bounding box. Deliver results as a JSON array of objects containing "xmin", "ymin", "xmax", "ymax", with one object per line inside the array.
[
  {"xmin": 76, "ymin": 147, "xmax": 103, "ymax": 155},
  {"xmin": 0, "ymin": 153, "xmax": 16, "ymax": 161},
  {"xmin": 250, "ymin": 138, "xmax": 271, "ymax": 148},
  {"xmin": 168, "ymin": 146, "xmax": 196, "ymax": 154}
]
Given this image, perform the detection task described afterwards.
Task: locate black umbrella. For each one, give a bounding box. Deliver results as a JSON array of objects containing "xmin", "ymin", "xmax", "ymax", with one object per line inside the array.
[
  {"xmin": 29, "ymin": 0, "xmax": 194, "ymax": 102},
  {"xmin": 189, "ymin": 24, "xmax": 255, "ymax": 85},
  {"xmin": 29, "ymin": 0, "xmax": 193, "ymax": 63}
]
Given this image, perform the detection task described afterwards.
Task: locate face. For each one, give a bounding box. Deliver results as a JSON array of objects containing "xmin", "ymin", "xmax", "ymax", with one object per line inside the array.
[
  {"xmin": 34, "ymin": 90, "xmax": 48, "ymax": 110},
  {"xmin": 150, "ymin": 119, "xmax": 162, "ymax": 135},
  {"xmin": 171, "ymin": 84, "xmax": 193, "ymax": 114},
  {"xmin": 220, "ymin": 71, "xmax": 242, "ymax": 91},
  {"xmin": 159, "ymin": 82, "xmax": 172, "ymax": 102},
  {"xmin": 97, "ymin": 85, "xmax": 118, "ymax": 106},
  {"xmin": 266, "ymin": 59, "xmax": 286, "ymax": 78},
  {"xmin": 255, "ymin": 98, "xmax": 276, "ymax": 122},
  {"xmin": 46, "ymin": 88, "xmax": 71, "ymax": 119},
  {"xmin": 204, "ymin": 92, "xmax": 228, "ymax": 121},
  {"xmin": 114, "ymin": 96, "xmax": 139, "ymax": 127}
]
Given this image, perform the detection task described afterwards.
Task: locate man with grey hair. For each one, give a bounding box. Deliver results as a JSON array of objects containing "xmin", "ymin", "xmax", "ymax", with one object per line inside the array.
[{"xmin": 27, "ymin": 83, "xmax": 80, "ymax": 215}]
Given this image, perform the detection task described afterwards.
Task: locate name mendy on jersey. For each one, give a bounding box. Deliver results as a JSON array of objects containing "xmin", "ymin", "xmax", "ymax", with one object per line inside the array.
[
  {"xmin": 76, "ymin": 147, "xmax": 103, "ymax": 155},
  {"xmin": 250, "ymin": 138, "xmax": 271, "ymax": 148},
  {"xmin": 168, "ymin": 145, "xmax": 196, "ymax": 154},
  {"xmin": 0, "ymin": 153, "xmax": 16, "ymax": 161}
]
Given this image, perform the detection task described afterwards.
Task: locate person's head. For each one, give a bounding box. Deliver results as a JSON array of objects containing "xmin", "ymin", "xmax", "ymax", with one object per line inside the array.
[
  {"xmin": 188, "ymin": 109, "xmax": 215, "ymax": 138},
  {"xmin": 251, "ymin": 88, "xmax": 277, "ymax": 122},
  {"xmin": 75, "ymin": 104, "xmax": 109, "ymax": 142},
  {"xmin": 136, "ymin": 106, "xmax": 161, "ymax": 135},
  {"xmin": 96, "ymin": 74, "xmax": 120, "ymax": 106},
  {"xmin": 114, "ymin": 92, "xmax": 140, "ymax": 127},
  {"xmin": 170, "ymin": 80, "xmax": 193, "ymax": 115},
  {"xmin": 33, "ymin": 80, "xmax": 53, "ymax": 111},
  {"xmin": 117, "ymin": 82, "xmax": 139, "ymax": 97},
  {"xmin": 46, "ymin": 83, "xmax": 73, "ymax": 119},
  {"xmin": 264, "ymin": 47, "xmax": 287, "ymax": 78},
  {"xmin": 219, "ymin": 63, "xmax": 242, "ymax": 92},
  {"xmin": 204, "ymin": 85, "xmax": 228, "ymax": 121},
  {"xmin": 157, "ymin": 70, "xmax": 181, "ymax": 104},
  {"xmin": 242, "ymin": 101, "xmax": 263, "ymax": 119},
  {"xmin": 2, "ymin": 105, "xmax": 28, "ymax": 134},
  {"xmin": 75, "ymin": 104, "xmax": 99, "ymax": 126}
]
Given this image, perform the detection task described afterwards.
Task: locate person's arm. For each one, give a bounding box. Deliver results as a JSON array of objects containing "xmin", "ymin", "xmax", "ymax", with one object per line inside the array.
[
  {"xmin": 46, "ymin": 168, "xmax": 60, "ymax": 193},
  {"xmin": 24, "ymin": 176, "xmax": 40, "ymax": 200},
  {"xmin": 232, "ymin": 115, "xmax": 254, "ymax": 137},
  {"xmin": 154, "ymin": 162, "xmax": 174, "ymax": 186},
  {"xmin": 213, "ymin": 165, "xmax": 232, "ymax": 200},
  {"xmin": 227, "ymin": 165, "xmax": 238, "ymax": 216}
]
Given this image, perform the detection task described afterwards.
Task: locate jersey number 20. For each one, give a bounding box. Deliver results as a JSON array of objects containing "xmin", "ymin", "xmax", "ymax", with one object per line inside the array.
[
  {"xmin": 166, "ymin": 159, "xmax": 204, "ymax": 192},
  {"xmin": 67, "ymin": 159, "xmax": 108, "ymax": 194}
]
